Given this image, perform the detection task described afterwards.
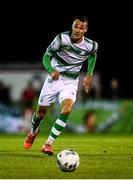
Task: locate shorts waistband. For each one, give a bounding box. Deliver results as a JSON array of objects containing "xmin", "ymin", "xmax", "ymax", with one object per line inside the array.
[{"xmin": 61, "ymin": 72, "xmax": 79, "ymax": 79}]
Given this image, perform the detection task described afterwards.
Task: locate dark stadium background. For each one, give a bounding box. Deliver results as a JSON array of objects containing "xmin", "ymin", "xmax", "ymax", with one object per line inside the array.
[{"xmin": 0, "ymin": 1, "xmax": 132, "ymax": 98}]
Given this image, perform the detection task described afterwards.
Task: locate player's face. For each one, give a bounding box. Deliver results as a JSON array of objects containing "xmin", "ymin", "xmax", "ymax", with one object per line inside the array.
[{"xmin": 71, "ymin": 19, "xmax": 88, "ymax": 43}]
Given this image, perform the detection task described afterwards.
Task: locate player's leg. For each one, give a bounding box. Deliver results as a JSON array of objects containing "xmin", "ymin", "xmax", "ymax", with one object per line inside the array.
[
  {"xmin": 24, "ymin": 74, "xmax": 58, "ymax": 149},
  {"xmin": 49, "ymin": 98, "xmax": 74, "ymax": 142},
  {"xmin": 24, "ymin": 105, "xmax": 49, "ymax": 149},
  {"xmin": 41, "ymin": 99, "xmax": 74, "ymax": 155},
  {"xmin": 31, "ymin": 105, "xmax": 49, "ymax": 134},
  {"xmin": 41, "ymin": 76, "xmax": 78, "ymax": 155}
]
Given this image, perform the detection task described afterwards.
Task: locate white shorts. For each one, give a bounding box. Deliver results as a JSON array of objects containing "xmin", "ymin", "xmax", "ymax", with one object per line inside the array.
[{"xmin": 38, "ymin": 74, "xmax": 79, "ymax": 106}]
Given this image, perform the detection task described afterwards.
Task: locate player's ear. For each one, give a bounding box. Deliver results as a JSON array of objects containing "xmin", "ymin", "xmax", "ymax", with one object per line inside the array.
[{"xmin": 84, "ymin": 28, "xmax": 88, "ymax": 33}]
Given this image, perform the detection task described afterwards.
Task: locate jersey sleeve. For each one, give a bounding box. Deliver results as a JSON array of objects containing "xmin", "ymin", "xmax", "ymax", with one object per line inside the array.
[
  {"xmin": 87, "ymin": 41, "xmax": 98, "ymax": 75},
  {"xmin": 46, "ymin": 34, "xmax": 61, "ymax": 57},
  {"xmin": 91, "ymin": 41, "xmax": 98, "ymax": 55},
  {"xmin": 87, "ymin": 55, "xmax": 97, "ymax": 76},
  {"xmin": 42, "ymin": 53, "xmax": 54, "ymax": 74}
]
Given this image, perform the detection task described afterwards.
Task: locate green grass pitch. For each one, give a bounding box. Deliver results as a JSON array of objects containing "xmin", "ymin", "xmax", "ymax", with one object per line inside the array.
[{"xmin": 0, "ymin": 133, "xmax": 133, "ymax": 179}]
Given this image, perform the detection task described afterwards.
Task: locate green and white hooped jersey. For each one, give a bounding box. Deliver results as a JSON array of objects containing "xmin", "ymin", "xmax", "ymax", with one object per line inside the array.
[{"xmin": 46, "ymin": 31, "xmax": 98, "ymax": 76}]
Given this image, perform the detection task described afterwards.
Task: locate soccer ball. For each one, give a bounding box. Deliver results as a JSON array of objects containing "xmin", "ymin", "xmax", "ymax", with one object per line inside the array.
[{"xmin": 56, "ymin": 149, "xmax": 80, "ymax": 172}]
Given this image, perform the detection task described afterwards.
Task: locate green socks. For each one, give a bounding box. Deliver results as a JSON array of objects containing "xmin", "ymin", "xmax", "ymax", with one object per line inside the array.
[
  {"xmin": 46, "ymin": 113, "xmax": 69, "ymax": 144},
  {"xmin": 31, "ymin": 113, "xmax": 43, "ymax": 133}
]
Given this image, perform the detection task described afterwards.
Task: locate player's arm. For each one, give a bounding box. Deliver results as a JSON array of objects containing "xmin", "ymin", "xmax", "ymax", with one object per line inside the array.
[
  {"xmin": 42, "ymin": 53, "xmax": 60, "ymax": 80},
  {"xmin": 42, "ymin": 53, "xmax": 54, "ymax": 74},
  {"xmin": 83, "ymin": 41, "xmax": 98, "ymax": 93},
  {"xmin": 42, "ymin": 34, "xmax": 61, "ymax": 80},
  {"xmin": 87, "ymin": 54, "xmax": 97, "ymax": 76}
]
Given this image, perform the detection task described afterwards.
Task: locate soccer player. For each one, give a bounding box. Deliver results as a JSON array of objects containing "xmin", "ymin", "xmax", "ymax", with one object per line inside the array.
[{"xmin": 23, "ymin": 16, "xmax": 98, "ymax": 155}]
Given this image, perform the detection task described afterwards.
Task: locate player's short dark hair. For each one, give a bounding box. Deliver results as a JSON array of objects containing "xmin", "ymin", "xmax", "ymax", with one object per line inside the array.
[{"xmin": 74, "ymin": 16, "xmax": 88, "ymax": 27}]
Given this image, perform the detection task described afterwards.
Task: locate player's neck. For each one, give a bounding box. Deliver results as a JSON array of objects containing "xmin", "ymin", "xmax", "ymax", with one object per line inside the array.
[{"xmin": 71, "ymin": 36, "xmax": 84, "ymax": 44}]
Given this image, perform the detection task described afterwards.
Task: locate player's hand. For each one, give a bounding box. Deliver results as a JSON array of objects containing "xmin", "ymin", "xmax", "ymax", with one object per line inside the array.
[
  {"xmin": 83, "ymin": 75, "xmax": 92, "ymax": 93},
  {"xmin": 51, "ymin": 70, "xmax": 60, "ymax": 80}
]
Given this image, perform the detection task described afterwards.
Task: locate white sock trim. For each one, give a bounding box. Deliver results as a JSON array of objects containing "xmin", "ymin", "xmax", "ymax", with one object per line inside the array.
[
  {"xmin": 52, "ymin": 127, "xmax": 61, "ymax": 136},
  {"xmin": 46, "ymin": 135, "xmax": 55, "ymax": 145},
  {"xmin": 56, "ymin": 119, "xmax": 66, "ymax": 127},
  {"xmin": 49, "ymin": 135, "xmax": 55, "ymax": 140},
  {"xmin": 31, "ymin": 128, "xmax": 38, "ymax": 136}
]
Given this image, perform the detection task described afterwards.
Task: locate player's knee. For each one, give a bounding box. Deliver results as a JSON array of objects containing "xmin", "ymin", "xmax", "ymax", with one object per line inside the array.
[
  {"xmin": 36, "ymin": 111, "xmax": 44, "ymax": 119},
  {"xmin": 62, "ymin": 107, "xmax": 72, "ymax": 115},
  {"xmin": 36, "ymin": 108, "xmax": 47, "ymax": 119}
]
